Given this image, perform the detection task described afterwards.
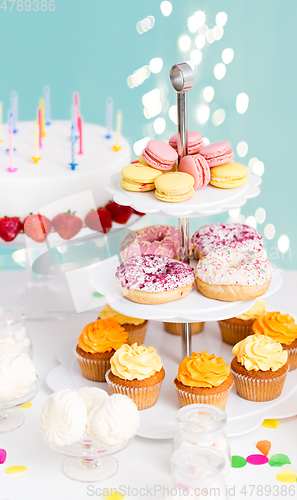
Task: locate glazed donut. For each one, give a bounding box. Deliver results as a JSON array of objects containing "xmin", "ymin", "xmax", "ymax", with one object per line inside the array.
[
  {"xmin": 121, "ymin": 225, "xmax": 179, "ymax": 261},
  {"xmin": 115, "ymin": 255, "xmax": 195, "ymax": 305},
  {"xmin": 195, "ymin": 247, "xmax": 273, "ymax": 302},
  {"xmin": 192, "ymin": 223, "xmax": 264, "ymax": 259}
]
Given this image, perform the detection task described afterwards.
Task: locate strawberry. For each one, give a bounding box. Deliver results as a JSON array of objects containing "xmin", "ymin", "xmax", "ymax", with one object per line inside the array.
[
  {"xmin": 52, "ymin": 210, "xmax": 83, "ymax": 240},
  {"xmin": 105, "ymin": 201, "xmax": 133, "ymax": 224},
  {"xmin": 0, "ymin": 216, "xmax": 22, "ymax": 242},
  {"xmin": 85, "ymin": 208, "xmax": 112, "ymax": 233},
  {"xmin": 133, "ymin": 209, "xmax": 146, "ymax": 217},
  {"xmin": 23, "ymin": 214, "xmax": 52, "ymax": 242}
]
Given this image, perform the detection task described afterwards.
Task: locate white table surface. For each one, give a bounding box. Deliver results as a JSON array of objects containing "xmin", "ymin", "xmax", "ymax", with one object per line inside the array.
[{"xmin": 1, "ymin": 269, "xmax": 297, "ymax": 500}]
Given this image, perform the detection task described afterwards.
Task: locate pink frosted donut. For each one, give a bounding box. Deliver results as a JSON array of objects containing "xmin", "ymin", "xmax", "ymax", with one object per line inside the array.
[
  {"xmin": 121, "ymin": 225, "xmax": 179, "ymax": 261},
  {"xmin": 115, "ymin": 255, "xmax": 195, "ymax": 304},
  {"xmin": 192, "ymin": 223, "xmax": 264, "ymax": 259}
]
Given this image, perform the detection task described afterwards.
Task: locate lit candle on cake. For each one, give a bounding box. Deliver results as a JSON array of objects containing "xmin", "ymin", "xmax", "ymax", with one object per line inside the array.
[
  {"xmin": 32, "ymin": 120, "xmax": 41, "ymax": 164},
  {"xmin": 69, "ymin": 123, "xmax": 78, "ymax": 170},
  {"xmin": 44, "ymin": 86, "xmax": 51, "ymax": 125},
  {"xmin": 112, "ymin": 111, "xmax": 122, "ymax": 151},
  {"xmin": 40, "ymin": 98, "xmax": 46, "ymax": 137},
  {"xmin": 0, "ymin": 103, "xmax": 2, "ymax": 142},
  {"xmin": 78, "ymin": 116, "xmax": 83, "ymax": 155},
  {"xmin": 105, "ymin": 98, "xmax": 112, "ymax": 139},
  {"xmin": 7, "ymin": 112, "xmax": 17, "ymax": 172},
  {"xmin": 11, "ymin": 92, "xmax": 18, "ymax": 133}
]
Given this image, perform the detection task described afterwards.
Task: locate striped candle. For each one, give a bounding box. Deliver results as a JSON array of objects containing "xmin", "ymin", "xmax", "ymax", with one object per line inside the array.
[
  {"xmin": 112, "ymin": 110, "xmax": 122, "ymax": 151},
  {"xmin": 78, "ymin": 116, "xmax": 83, "ymax": 154},
  {"xmin": 7, "ymin": 112, "xmax": 17, "ymax": 172},
  {"xmin": 40, "ymin": 99, "xmax": 45, "ymax": 137},
  {"xmin": 32, "ymin": 120, "xmax": 41, "ymax": 163},
  {"xmin": 38, "ymin": 109, "xmax": 42, "ymax": 148},
  {"xmin": 69, "ymin": 123, "xmax": 77, "ymax": 170}
]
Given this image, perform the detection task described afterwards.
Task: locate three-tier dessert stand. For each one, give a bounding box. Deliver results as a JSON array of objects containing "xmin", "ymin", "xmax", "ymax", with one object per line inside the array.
[{"xmin": 86, "ymin": 63, "xmax": 292, "ymax": 438}]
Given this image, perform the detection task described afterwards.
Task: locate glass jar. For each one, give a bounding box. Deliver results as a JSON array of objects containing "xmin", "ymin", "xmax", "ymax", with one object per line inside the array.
[
  {"xmin": 173, "ymin": 404, "xmax": 230, "ymax": 476},
  {"xmin": 0, "ymin": 305, "xmax": 32, "ymax": 358},
  {"xmin": 170, "ymin": 446, "xmax": 227, "ymax": 500}
]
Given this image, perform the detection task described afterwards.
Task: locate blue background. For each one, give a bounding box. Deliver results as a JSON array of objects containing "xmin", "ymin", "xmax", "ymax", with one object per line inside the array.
[{"xmin": 0, "ymin": 0, "xmax": 296, "ymax": 269}]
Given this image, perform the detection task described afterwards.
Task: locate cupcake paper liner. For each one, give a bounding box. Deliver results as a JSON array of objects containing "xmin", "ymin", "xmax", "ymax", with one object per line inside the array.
[
  {"xmin": 174, "ymin": 385, "xmax": 232, "ymax": 410},
  {"xmin": 218, "ymin": 321, "xmax": 254, "ymax": 346},
  {"xmin": 286, "ymin": 346, "xmax": 297, "ymax": 372},
  {"xmin": 105, "ymin": 369, "xmax": 163, "ymax": 410},
  {"xmin": 125, "ymin": 323, "xmax": 148, "ymax": 346},
  {"xmin": 75, "ymin": 351, "xmax": 110, "ymax": 382},
  {"xmin": 231, "ymin": 368, "xmax": 288, "ymax": 401},
  {"xmin": 163, "ymin": 322, "xmax": 204, "ymax": 336}
]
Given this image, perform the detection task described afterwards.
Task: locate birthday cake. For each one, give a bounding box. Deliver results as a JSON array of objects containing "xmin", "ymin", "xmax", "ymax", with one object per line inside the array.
[{"xmin": 0, "ymin": 120, "xmax": 131, "ymax": 221}]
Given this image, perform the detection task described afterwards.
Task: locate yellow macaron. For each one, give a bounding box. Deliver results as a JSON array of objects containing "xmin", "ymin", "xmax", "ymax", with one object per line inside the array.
[
  {"xmin": 121, "ymin": 163, "xmax": 162, "ymax": 192},
  {"xmin": 154, "ymin": 172, "xmax": 195, "ymax": 203},
  {"xmin": 210, "ymin": 162, "xmax": 248, "ymax": 188}
]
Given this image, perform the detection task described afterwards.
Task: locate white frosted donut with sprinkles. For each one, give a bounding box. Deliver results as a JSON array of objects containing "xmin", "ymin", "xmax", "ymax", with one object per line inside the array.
[
  {"xmin": 120, "ymin": 225, "xmax": 179, "ymax": 261},
  {"xmin": 115, "ymin": 255, "xmax": 195, "ymax": 304},
  {"xmin": 195, "ymin": 247, "xmax": 273, "ymax": 302},
  {"xmin": 192, "ymin": 223, "xmax": 264, "ymax": 259}
]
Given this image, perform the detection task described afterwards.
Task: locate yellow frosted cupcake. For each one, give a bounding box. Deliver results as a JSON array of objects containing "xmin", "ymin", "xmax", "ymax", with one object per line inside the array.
[
  {"xmin": 231, "ymin": 333, "xmax": 288, "ymax": 401},
  {"xmin": 218, "ymin": 300, "xmax": 266, "ymax": 345},
  {"xmin": 174, "ymin": 351, "xmax": 233, "ymax": 410},
  {"xmin": 99, "ymin": 304, "xmax": 148, "ymax": 345},
  {"xmin": 75, "ymin": 318, "xmax": 129, "ymax": 382},
  {"xmin": 105, "ymin": 343, "xmax": 165, "ymax": 410},
  {"xmin": 253, "ymin": 312, "xmax": 297, "ymax": 371}
]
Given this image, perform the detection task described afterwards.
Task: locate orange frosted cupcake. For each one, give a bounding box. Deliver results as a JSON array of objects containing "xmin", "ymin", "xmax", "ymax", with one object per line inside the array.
[
  {"xmin": 218, "ymin": 300, "xmax": 266, "ymax": 345},
  {"xmin": 231, "ymin": 333, "xmax": 288, "ymax": 401},
  {"xmin": 105, "ymin": 343, "xmax": 165, "ymax": 410},
  {"xmin": 253, "ymin": 312, "xmax": 297, "ymax": 371},
  {"xmin": 99, "ymin": 304, "xmax": 148, "ymax": 345},
  {"xmin": 75, "ymin": 318, "xmax": 129, "ymax": 382},
  {"xmin": 174, "ymin": 351, "xmax": 233, "ymax": 410}
]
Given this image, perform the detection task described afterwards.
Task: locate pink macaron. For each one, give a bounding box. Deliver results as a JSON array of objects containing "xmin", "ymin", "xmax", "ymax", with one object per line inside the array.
[
  {"xmin": 199, "ymin": 141, "xmax": 234, "ymax": 167},
  {"xmin": 169, "ymin": 131, "xmax": 204, "ymax": 157},
  {"xmin": 142, "ymin": 140, "xmax": 178, "ymax": 171},
  {"xmin": 179, "ymin": 154, "xmax": 210, "ymax": 190}
]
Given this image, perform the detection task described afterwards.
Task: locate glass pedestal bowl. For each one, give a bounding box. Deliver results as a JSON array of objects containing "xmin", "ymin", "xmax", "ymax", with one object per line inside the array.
[
  {"xmin": 48, "ymin": 435, "xmax": 135, "ymax": 482},
  {"xmin": 0, "ymin": 377, "xmax": 39, "ymax": 433}
]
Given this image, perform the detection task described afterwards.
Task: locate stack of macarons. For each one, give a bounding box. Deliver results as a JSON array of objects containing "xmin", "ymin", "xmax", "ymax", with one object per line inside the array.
[{"xmin": 120, "ymin": 140, "xmax": 195, "ymax": 203}]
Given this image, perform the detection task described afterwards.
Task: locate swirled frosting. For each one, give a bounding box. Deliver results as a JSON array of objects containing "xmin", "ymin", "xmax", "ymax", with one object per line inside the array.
[
  {"xmin": 253, "ymin": 312, "xmax": 297, "ymax": 345},
  {"xmin": 0, "ymin": 343, "xmax": 36, "ymax": 401},
  {"xmin": 232, "ymin": 333, "xmax": 288, "ymax": 371},
  {"xmin": 78, "ymin": 318, "xmax": 129, "ymax": 354},
  {"xmin": 40, "ymin": 389, "xmax": 87, "ymax": 446},
  {"xmin": 87, "ymin": 394, "xmax": 139, "ymax": 446},
  {"xmin": 76, "ymin": 387, "xmax": 108, "ymax": 413},
  {"xmin": 177, "ymin": 351, "xmax": 230, "ymax": 388},
  {"xmin": 99, "ymin": 304, "xmax": 145, "ymax": 326},
  {"xmin": 195, "ymin": 247, "xmax": 273, "ymax": 286},
  {"xmin": 110, "ymin": 343, "xmax": 163, "ymax": 381},
  {"xmin": 235, "ymin": 300, "xmax": 267, "ymax": 321}
]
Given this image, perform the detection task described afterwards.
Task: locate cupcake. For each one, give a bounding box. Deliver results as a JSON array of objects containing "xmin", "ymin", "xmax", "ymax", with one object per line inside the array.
[
  {"xmin": 218, "ymin": 300, "xmax": 266, "ymax": 345},
  {"xmin": 75, "ymin": 318, "xmax": 129, "ymax": 382},
  {"xmin": 105, "ymin": 343, "xmax": 165, "ymax": 410},
  {"xmin": 99, "ymin": 304, "xmax": 148, "ymax": 345},
  {"xmin": 253, "ymin": 312, "xmax": 297, "ymax": 371},
  {"xmin": 231, "ymin": 333, "xmax": 288, "ymax": 401},
  {"xmin": 174, "ymin": 351, "xmax": 233, "ymax": 410},
  {"xmin": 163, "ymin": 322, "xmax": 204, "ymax": 336}
]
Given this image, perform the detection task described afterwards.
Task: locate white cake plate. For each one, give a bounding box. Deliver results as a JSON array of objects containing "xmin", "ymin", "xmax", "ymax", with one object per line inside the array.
[
  {"xmin": 106, "ymin": 172, "xmax": 261, "ymax": 218},
  {"xmin": 46, "ymin": 319, "xmax": 297, "ymax": 439},
  {"xmin": 89, "ymin": 255, "xmax": 282, "ymax": 322}
]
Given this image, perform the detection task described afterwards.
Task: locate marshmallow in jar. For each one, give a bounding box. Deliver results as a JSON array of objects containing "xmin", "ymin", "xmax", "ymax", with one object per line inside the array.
[{"xmin": 0, "ymin": 305, "xmax": 32, "ymax": 357}]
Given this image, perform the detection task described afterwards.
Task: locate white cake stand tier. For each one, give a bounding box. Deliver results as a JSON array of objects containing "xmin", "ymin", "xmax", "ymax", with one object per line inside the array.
[
  {"xmin": 106, "ymin": 172, "xmax": 261, "ymax": 217},
  {"xmin": 46, "ymin": 320, "xmax": 297, "ymax": 439},
  {"xmin": 89, "ymin": 256, "xmax": 282, "ymax": 322}
]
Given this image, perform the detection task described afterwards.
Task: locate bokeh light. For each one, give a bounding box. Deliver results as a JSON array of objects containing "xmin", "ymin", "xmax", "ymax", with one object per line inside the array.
[
  {"xmin": 206, "ymin": 29, "xmax": 215, "ymax": 43},
  {"xmin": 198, "ymin": 25, "xmax": 208, "ymax": 37},
  {"xmin": 188, "ymin": 12, "xmax": 205, "ymax": 33},
  {"xmin": 169, "ymin": 105, "xmax": 177, "ymax": 124},
  {"xmin": 195, "ymin": 35, "xmax": 206, "ymax": 49},
  {"xmin": 236, "ymin": 93, "xmax": 249, "ymax": 114},
  {"xmin": 137, "ymin": 16, "xmax": 155, "ymax": 34},
  {"xmin": 252, "ymin": 160, "xmax": 265, "ymax": 176},
  {"xmin": 149, "ymin": 58, "xmax": 163, "ymax": 74},
  {"xmin": 212, "ymin": 109, "xmax": 226, "ymax": 126},
  {"xmin": 190, "ymin": 50, "xmax": 202, "ymax": 65},
  {"xmin": 278, "ymin": 235, "xmax": 290, "ymax": 253},
  {"xmin": 160, "ymin": 1, "xmax": 172, "ymax": 16},
  {"xmin": 264, "ymin": 224, "xmax": 275, "ymax": 240},
  {"xmin": 255, "ymin": 208, "xmax": 266, "ymax": 224},
  {"xmin": 203, "ymin": 86, "xmax": 215, "ymax": 102},
  {"xmin": 154, "ymin": 117, "xmax": 166, "ymax": 134},
  {"xmin": 245, "ymin": 216, "xmax": 257, "ymax": 229},
  {"xmin": 214, "ymin": 63, "xmax": 226, "ymax": 80},
  {"xmin": 196, "ymin": 105, "xmax": 210, "ymax": 124},
  {"xmin": 216, "ymin": 12, "xmax": 228, "ymax": 27},
  {"xmin": 213, "ymin": 26, "xmax": 224, "ymax": 40},
  {"xmin": 237, "ymin": 141, "xmax": 248, "ymax": 157},
  {"xmin": 202, "ymin": 137, "xmax": 210, "ymax": 146},
  {"xmin": 133, "ymin": 137, "xmax": 150, "ymax": 156},
  {"xmin": 222, "ymin": 48, "xmax": 234, "ymax": 64},
  {"xmin": 178, "ymin": 35, "xmax": 191, "ymax": 51},
  {"xmin": 127, "ymin": 66, "xmax": 151, "ymax": 88}
]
